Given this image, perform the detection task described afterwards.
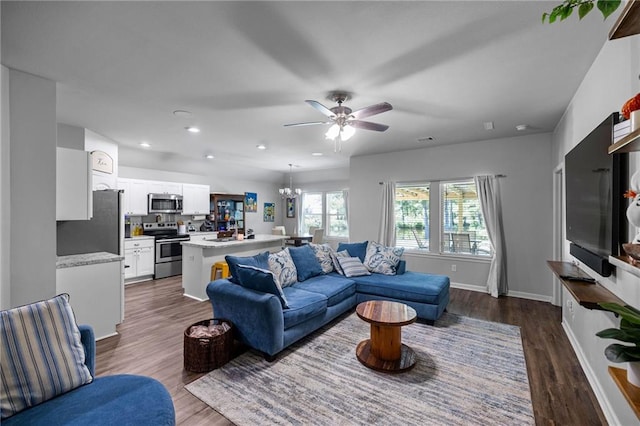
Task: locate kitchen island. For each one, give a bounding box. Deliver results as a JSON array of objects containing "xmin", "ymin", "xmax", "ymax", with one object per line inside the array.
[{"xmin": 181, "ymin": 234, "xmax": 287, "ymax": 300}]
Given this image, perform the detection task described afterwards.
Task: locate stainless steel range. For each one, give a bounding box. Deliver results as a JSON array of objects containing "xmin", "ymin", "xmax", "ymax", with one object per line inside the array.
[{"xmin": 143, "ymin": 222, "xmax": 190, "ymax": 279}]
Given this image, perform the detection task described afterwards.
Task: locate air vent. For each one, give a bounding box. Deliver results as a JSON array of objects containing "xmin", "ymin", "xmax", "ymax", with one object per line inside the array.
[{"xmin": 417, "ymin": 136, "xmax": 435, "ymax": 143}]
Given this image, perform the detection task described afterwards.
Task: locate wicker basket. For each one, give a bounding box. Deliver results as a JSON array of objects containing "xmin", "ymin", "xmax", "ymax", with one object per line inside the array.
[{"xmin": 184, "ymin": 319, "xmax": 233, "ymax": 372}]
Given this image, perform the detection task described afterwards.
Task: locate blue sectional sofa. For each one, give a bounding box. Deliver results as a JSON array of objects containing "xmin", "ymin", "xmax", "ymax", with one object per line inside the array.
[{"xmin": 206, "ymin": 243, "xmax": 450, "ymax": 359}]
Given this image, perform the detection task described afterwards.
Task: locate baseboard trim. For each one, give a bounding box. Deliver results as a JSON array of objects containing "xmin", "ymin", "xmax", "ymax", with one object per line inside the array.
[
  {"xmin": 450, "ymin": 282, "xmax": 552, "ymax": 303},
  {"xmin": 182, "ymin": 292, "xmax": 206, "ymax": 302},
  {"xmin": 562, "ymin": 320, "xmax": 619, "ymax": 425},
  {"xmin": 450, "ymin": 282, "xmax": 486, "ymax": 293}
]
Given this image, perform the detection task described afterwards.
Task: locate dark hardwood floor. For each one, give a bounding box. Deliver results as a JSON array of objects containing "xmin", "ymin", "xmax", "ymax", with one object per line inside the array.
[{"xmin": 96, "ymin": 277, "xmax": 606, "ymax": 426}]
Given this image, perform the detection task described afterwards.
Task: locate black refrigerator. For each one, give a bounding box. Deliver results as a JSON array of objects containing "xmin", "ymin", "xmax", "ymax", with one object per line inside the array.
[{"xmin": 57, "ymin": 190, "xmax": 124, "ymax": 256}]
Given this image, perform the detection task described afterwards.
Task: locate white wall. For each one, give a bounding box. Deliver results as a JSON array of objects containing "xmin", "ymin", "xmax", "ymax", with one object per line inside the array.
[
  {"xmin": 348, "ymin": 133, "xmax": 553, "ymax": 300},
  {"xmin": 551, "ymin": 35, "xmax": 640, "ymax": 425},
  {"xmin": 1, "ymin": 65, "xmax": 10, "ymax": 309},
  {"xmin": 8, "ymin": 68, "xmax": 57, "ymax": 307}
]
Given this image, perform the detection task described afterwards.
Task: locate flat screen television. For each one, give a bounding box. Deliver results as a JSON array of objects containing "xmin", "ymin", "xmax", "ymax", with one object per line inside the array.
[{"xmin": 565, "ymin": 113, "xmax": 628, "ymax": 277}]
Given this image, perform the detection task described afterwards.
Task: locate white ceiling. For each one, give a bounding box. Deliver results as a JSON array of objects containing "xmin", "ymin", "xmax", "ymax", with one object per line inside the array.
[{"xmin": 2, "ymin": 1, "xmax": 615, "ymax": 180}]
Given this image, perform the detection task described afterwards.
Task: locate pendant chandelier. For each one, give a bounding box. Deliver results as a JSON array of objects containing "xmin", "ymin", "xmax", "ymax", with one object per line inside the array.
[{"xmin": 279, "ymin": 163, "xmax": 302, "ymax": 198}]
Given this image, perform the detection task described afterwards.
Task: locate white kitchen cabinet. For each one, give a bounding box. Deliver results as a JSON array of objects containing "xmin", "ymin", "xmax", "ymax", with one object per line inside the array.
[
  {"xmin": 117, "ymin": 178, "xmax": 148, "ymax": 216},
  {"xmin": 124, "ymin": 238, "xmax": 155, "ymax": 282},
  {"xmin": 147, "ymin": 180, "xmax": 182, "ymax": 195},
  {"xmin": 182, "ymin": 183, "xmax": 210, "ymax": 215},
  {"xmin": 56, "ymin": 147, "xmax": 92, "ymax": 220},
  {"xmin": 56, "ymin": 260, "xmax": 122, "ymax": 340},
  {"xmin": 92, "ymin": 171, "xmax": 116, "ymax": 191}
]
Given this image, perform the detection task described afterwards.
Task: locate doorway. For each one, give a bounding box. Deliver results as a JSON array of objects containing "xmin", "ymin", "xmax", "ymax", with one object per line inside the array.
[{"xmin": 552, "ymin": 164, "xmax": 565, "ymax": 306}]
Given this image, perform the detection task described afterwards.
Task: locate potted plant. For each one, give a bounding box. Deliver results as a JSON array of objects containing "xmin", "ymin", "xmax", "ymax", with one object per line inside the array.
[{"xmin": 596, "ymin": 302, "xmax": 640, "ymax": 387}]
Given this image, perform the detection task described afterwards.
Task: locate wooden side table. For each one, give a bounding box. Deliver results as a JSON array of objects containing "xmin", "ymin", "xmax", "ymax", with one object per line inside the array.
[{"xmin": 355, "ymin": 300, "xmax": 417, "ymax": 373}]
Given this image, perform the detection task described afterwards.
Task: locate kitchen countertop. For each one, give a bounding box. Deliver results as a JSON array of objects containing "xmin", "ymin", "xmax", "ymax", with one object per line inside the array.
[
  {"xmin": 125, "ymin": 235, "xmax": 155, "ymax": 241},
  {"xmin": 181, "ymin": 234, "xmax": 286, "ymax": 248},
  {"xmin": 56, "ymin": 252, "xmax": 124, "ymax": 269}
]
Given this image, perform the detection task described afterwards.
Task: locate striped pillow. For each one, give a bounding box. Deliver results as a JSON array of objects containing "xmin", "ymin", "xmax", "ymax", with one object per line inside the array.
[
  {"xmin": 337, "ymin": 256, "xmax": 372, "ymax": 278},
  {"xmin": 1, "ymin": 294, "xmax": 93, "ymax": 419}
]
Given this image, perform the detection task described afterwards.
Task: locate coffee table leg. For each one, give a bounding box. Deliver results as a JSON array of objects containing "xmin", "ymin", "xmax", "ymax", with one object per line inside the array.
[{"xmin": 370, "ymin": 324, "xmax": 401, "ymax": 361}]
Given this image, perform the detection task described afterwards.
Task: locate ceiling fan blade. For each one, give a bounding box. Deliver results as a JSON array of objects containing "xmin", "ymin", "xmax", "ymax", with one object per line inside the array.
[
  {"xmin": 349, "ymin": 120, "xmax": 389, "ymax": 132},
  {"xmin": 351, "ymin": 102, "xmax": 393, "ymax": 119},
  {"xmin": 305, "ymin": 100, "xmax": 336, "ymax": 118},
  {"xmin": 283, "ymin": 121, "xmax": 332, "ymax": 127}
]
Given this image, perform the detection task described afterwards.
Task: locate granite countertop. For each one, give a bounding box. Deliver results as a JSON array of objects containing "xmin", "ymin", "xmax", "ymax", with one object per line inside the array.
[
  {"xmin": 182, "ymin": 234, "xmax": 286, "ymax": 248},
  {"xmin": 56, "ymin": 252, "xmax": 124, "ymax": 269}
]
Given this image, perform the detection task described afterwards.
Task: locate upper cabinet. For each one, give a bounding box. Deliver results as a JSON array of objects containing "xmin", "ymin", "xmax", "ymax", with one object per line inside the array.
[
  {"xmin": 147, "ymin": 181, "xmax": 182, "ymax": 195},
  {"xmin": 182, "ymin": 184, "xmax": 210, "ymax": 215},
  {"xmin": 57, "ymin": 148, "xmax": 92, "ymax": 220},
  {"xmin": 117, "ymin": 178, "xmax": 148, "ymax": 216}
]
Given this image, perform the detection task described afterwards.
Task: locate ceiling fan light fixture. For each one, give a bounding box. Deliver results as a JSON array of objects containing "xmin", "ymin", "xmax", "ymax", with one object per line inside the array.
[
  {"xmin": 325, "ymin": 124, "xmax": 340, "ymax": 140},
  {"xmin": 341, "ymin": 124, "xmax": 356, "ymax": 141}
]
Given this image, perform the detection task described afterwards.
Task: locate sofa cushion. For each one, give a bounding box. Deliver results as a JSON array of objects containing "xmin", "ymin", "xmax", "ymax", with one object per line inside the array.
[
  {"xmin": 2, "ymin": 374, "xmax": 176, "ymax": 426},
  {"xmin": 236, "ymin": 264, "xmax": 289, "ymax": 309},
  {"xmin": 352, "ymin": 272, "xmax": 450, "ymax": 305},
  {"xmin": 309, "ymin": 243, "xmax": 334, "ymax": 274},
  {"xmin": 288, "ymin": 245, "xmax": 323, "ymax": 281},
  {"xmin": 330, "ymin": 250, "xmax": 350, "ymax": 275},
  {"xmin": 281, "ymin": 287, "xmax": 328, "ymax": 330},
  {"xmin": 1, "ymin": 294, "xmax": 93, "ymax": 420},
  {"xmin": 225, "ymin": 251, "xmax": 270, "ymax": 284},
  {"xmin": 268, "ymin": 248, "xmax": 298, "ymax": 287},
  {"xmin": 364, "ymin": 241, "xmax": 404, "ymax": 275},
  {"xmin": 338, "ymin": 257, "xmax": 372, "ymax": 278},
  {"xmin": 292, "ymin": 275, "xmax": 356, "ymax": 307},
  {"xmin": 337, "ymin": 241, "xmax": 369, "ymax": 263}
]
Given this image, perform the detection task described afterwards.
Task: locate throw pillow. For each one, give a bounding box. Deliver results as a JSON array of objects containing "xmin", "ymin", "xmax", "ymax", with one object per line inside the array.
[
  {"xmin": 337, "ymin": 256, "xmax": 372, "ymax": 278},
  {"xmin": 225, "ymin": 251, "xmax": 270, "ymax": 284},
  {"xmin": 330, "ymin": 249, "xmax": 350, "ymax": 275},
  {"xmin": 337, "ymin": 241, "xmax": 369, "ymax": 263},
  {"xmin": 236, "ymin": 264, "xmax": 289, "ymax": 308},
  {"xmin": 364, "ymin": 241, "xmax": 405, "ymax": 275},
  {"xmin": 268, "ymin": 248, "xmax": 298, "ymax": 287},
  {"xmin": 309, "ymin": 243, "xmax": 334, "ymax": 274},
  {"xmin": 0, "ymin": 294, "xmax": 93, "ymax": 419},
  {"xmin": 288, "ymin": 245, "xmax": 324, "ymax": 281}
]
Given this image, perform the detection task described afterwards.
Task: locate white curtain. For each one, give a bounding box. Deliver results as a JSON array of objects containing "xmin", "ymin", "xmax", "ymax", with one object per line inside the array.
[
  {"xmin": 378, "ymin": 181, "xmax": 396, "ymax": 246},
  {"xmin": 475, "ymin": 175, "xmax": 507, "ymax": 297}
]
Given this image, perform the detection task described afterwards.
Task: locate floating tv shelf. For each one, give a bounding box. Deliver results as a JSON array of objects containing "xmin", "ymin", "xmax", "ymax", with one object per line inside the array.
[
  {"xmin": 609, "ymin": 128, "xmax": 640, "ymax": 154},
  {"xmin": 609, "ymin": 0, "xmax": 640, "ymax": 40}
]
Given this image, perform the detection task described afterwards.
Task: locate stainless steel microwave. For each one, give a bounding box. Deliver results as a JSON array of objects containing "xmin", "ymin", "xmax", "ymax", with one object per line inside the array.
[{"xmin": 148, "ymin": 193, "xmax": 183, "ymax": 214}]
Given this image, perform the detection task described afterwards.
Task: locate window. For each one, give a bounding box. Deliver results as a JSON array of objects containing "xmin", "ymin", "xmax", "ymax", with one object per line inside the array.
[
  {"xmin": 440, "ymin": 180, "xmax": 490, "ymax": 256},
  {"xmin": 394, "ymin": 179, "xmax": 490, "ymax": 257},
  {"xmin": 395, "ymin": 184, "xmax": 430, "ymax": 250},
  {"xmin": 300, "ymin": 190, "xmax": 349, "ymax": 238}
]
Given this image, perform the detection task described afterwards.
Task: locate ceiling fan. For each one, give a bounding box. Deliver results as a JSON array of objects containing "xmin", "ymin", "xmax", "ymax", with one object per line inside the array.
[{"xmin": 284, "ymin": 92, "xmax": 393, "ymax": 151}]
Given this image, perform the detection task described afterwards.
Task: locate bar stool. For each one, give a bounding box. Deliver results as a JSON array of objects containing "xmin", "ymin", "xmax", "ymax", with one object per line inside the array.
[{"xmin": 211, "ymin": 261, "xmax": 230, "ymax": 281}]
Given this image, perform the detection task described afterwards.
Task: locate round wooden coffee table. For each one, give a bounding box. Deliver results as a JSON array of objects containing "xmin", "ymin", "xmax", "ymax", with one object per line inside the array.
[{"xmin": 355, "ymin": 300, "xmax": 417, "ymax": 373}]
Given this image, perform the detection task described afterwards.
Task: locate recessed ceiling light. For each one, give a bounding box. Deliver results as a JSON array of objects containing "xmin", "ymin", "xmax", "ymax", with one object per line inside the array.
[
  {"xmin": 205, "ymin": 154, "xmax": 215, "ymax": 159},
  {"xmin": 256, "ymin": 144, "xmax": 267, "ymax": 150},
  {"xmin": 516, "ymin": 124, "xmax": 529, "ymax": 131},
  {"xmin": 483, "ymin": 121, "xmax": 494, "ymax": 130},
  {"xmin": 185, "ymin": 126, "xmax": 200, "ymax": 133},
  {"xmin": 311, "ymin": 152, "xmax": 323, "ymax": 156},
  {"xmin": 139, "ymin": 142, "xmax": 151, "ymax": 148},
  {"xmin": 173, "ymin": 110, "xmax": 192, "ymax": 118}
]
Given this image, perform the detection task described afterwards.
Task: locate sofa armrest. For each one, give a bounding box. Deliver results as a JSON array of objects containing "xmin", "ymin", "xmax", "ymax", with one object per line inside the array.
[
  {"xmin": 78, "ymin": 324, "xmax": 96, "ymax": 376},
  {"xmin": 206, "ymin": 279, "xmax": 285, "ymax": 356}
]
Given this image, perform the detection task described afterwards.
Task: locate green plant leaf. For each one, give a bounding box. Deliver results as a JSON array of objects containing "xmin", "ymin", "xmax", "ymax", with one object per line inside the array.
[
  {"xmin": 598, "ymin": 303, "xmax": 640, "ymax": 325},
  {"xmin": 596, "ymin": 327, "xmax": 640, "ymax": 343},
  {"xmin": 597, "ymin": 0, "xmax": 621, "ymax": 19},
  {"xmin": 578, "ymin": 2, "xmax": 595, "ymax": 19},
  {"xmin": 604, "ymin": 344, "xmax": 640, "ymax": 363},
  {"xmin": 560, "ymin": 4, "xmax": 574, "ymax": 20},
  {"xmin": 542, "ymin": 12, "xmax": 549, "ymax": 23}
]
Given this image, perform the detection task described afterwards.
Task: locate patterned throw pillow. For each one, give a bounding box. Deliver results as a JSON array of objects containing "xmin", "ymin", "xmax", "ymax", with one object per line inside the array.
[
  {"xmin": 337, "ymin": 256, "xmax": 372, "ymax": 278},
  {"xmin": 1, "ymin": 294, "xmax": 93, "ymax": 419},
  {"xmin": 330, "ymin": 250, "xmax": 350, "ymax": 275},
  {"xmin": 310, "ymin": 243, "xmax": 334, "ymax": 274},
  {"xmin": 268, "ymin": 248, "xmax": 298, "ymax": 287},
  {"xmin": 364, "ymin": 241, "xmax": 404, "ymax": 275},
  {"xmin": 236, "ymin": 264, "xmax": 289, "ymax": 308}
]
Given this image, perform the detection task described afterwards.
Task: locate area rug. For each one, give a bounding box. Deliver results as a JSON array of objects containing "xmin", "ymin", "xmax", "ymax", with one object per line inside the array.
[{"xmin": 186, "ymin": 312, "xmax": 534, "ymax": 425}]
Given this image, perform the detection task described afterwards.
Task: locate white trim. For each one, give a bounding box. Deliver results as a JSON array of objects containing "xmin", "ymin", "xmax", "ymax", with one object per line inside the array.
[
  {"xmin": 182, "ymin": 293, "xmax": 206, "ymax": 302},
  {"xmin": 506, "ymin": 290, "xmax": 553, "ymax": 304},
  {"xmin": 403, "ymin": 250, "xmax": 492, "ymax": 264},
  {"xmin": 562, "ymin": 320, "xmax": 619, "ymax": 426},
  {"xmin": 450, "ymin": 282, "xmax": 487, "ymax": 293}
]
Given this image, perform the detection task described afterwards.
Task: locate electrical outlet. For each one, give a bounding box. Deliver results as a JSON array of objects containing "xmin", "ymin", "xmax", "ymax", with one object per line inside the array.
[{"xmin": 451, "ymin": 264, "xmax": 457, "ymax": 272}]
